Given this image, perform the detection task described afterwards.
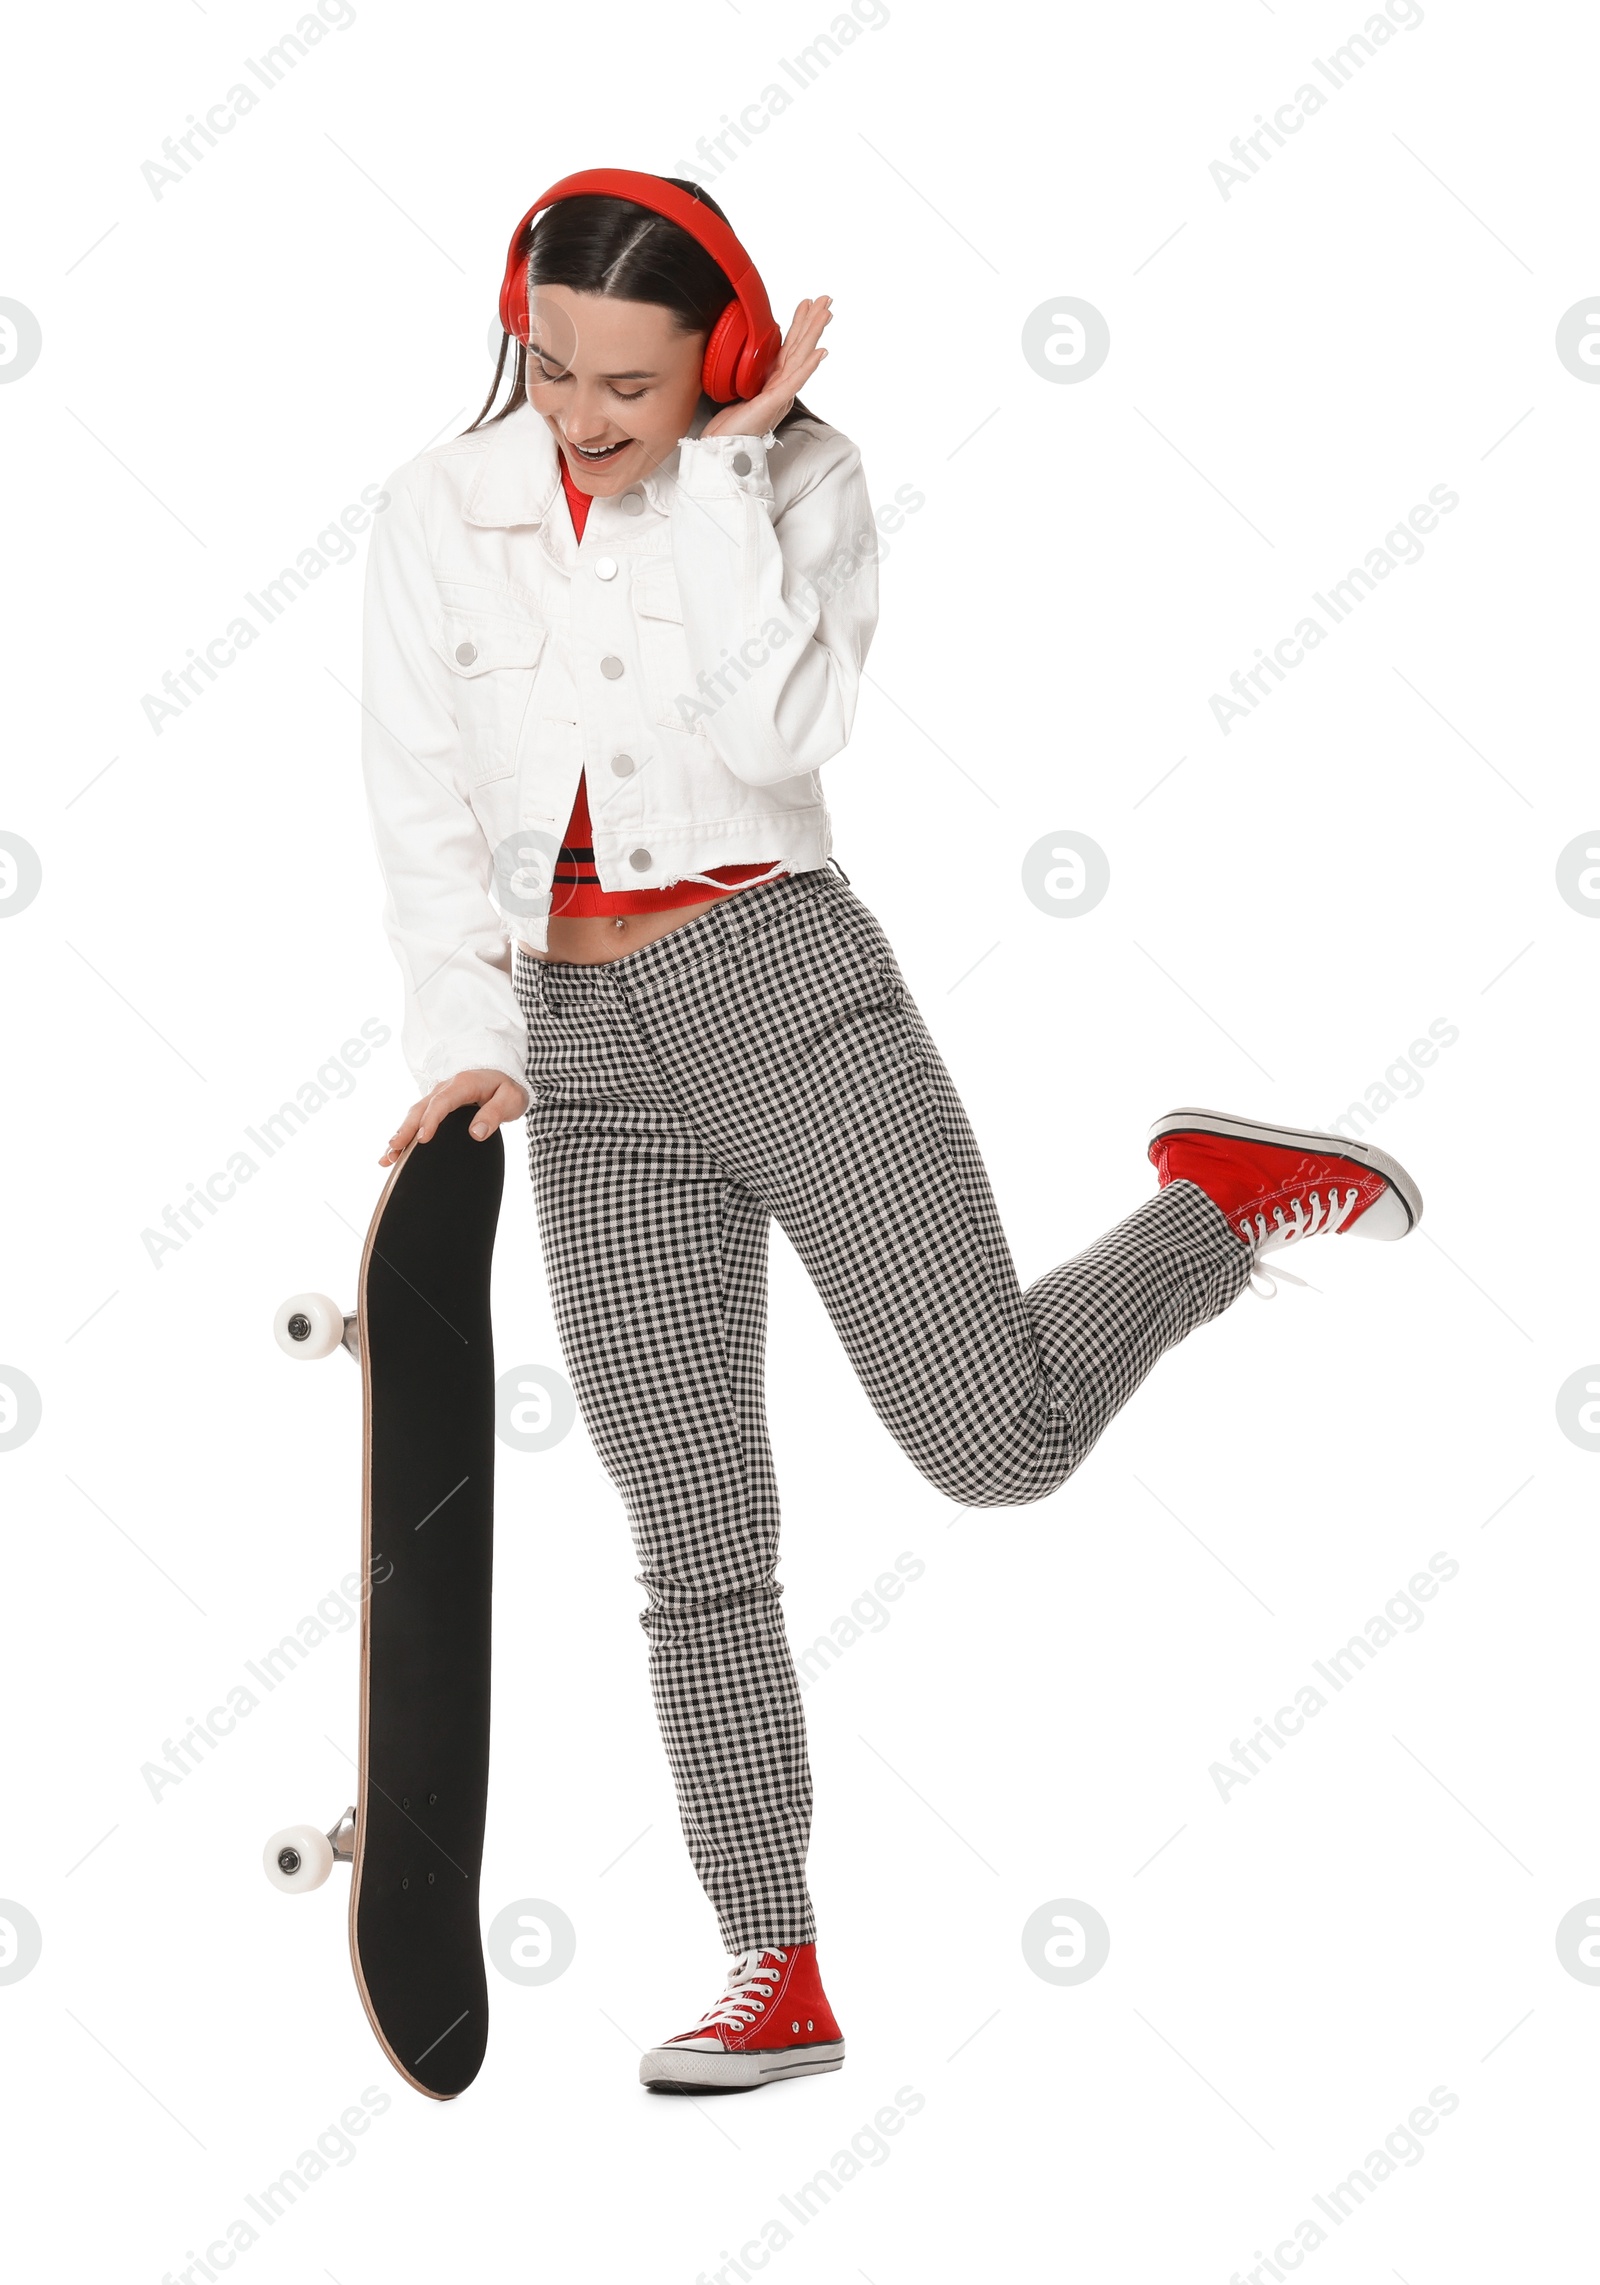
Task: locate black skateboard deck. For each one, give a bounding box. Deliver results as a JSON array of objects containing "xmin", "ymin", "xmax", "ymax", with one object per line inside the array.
[{"xmin": 350, "ymin": 1105, "xmax": 503, "ymax": 2099}]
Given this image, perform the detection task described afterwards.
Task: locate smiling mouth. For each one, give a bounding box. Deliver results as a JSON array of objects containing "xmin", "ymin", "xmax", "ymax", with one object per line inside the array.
[{"xmin": 567, "ymin": 438, "xmax": 630, "ymax": 463}]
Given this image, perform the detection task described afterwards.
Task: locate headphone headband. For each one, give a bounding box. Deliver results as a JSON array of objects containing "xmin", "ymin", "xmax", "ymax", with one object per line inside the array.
[{"xmin": 497, "ymin": 168, "xmax": 782, "ymax": 404}]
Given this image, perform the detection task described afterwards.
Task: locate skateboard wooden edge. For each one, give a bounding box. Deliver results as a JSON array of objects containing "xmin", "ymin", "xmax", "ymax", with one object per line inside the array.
[{"xmin": 346, "ymin": 1125, "xmax": 462, "ymax": 2105}]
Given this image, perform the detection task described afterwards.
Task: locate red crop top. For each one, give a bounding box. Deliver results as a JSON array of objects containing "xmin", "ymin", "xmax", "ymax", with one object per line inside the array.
[{"xmin": 551, "ymin": 453, "xmax": 783, "ymax": 917}]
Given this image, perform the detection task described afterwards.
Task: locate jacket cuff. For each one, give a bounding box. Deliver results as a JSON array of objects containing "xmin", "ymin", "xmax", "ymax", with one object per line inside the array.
[
  {"xmin": 416, "ymin": 1033, "xmax": 530, "ymax": 1108},
  {"xmin": 675, "ymin": 430, "xmax": 778, "ymax": 505}
]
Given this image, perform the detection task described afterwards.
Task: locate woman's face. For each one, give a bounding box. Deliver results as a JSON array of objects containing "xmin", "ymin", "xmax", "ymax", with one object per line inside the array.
[{"xmin": 524, "ymin": 285, "xmax": 708, "ymax": 496}]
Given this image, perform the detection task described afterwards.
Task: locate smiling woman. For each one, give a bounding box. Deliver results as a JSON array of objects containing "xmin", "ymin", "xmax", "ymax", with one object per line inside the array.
[
  {"xmin": 523, "ymin": 288, "xmax": 741, "ymax": 500},
  {"xmin": 472, "ymin": 176, "xmax": 817, "ymax": 470},
  {"xmin": 356, "ymin": 165, "xmax": 1427, "ymax": 2105},
  {"xmin": 454, "ymin": 179, "xmax": 831, "ymax": 966}
]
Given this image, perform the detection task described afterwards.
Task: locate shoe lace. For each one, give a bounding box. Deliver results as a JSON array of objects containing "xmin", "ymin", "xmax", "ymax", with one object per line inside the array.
[
  {"xmin": 696, "ymin": 1947, "xmax": 786, "ymax": 2031},
  {"xmin": 1238, "ymin": 1186, "xmax": 1358, "ymax": 1298},
  {"xmin": 1247, "ymin": 1256, "xmax": 1312, "ymax": 1300}
]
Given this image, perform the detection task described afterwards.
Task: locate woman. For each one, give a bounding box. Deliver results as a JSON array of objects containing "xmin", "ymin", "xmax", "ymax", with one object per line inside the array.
[{"xmin": 360, "ymin": 170, "xmax": 1423, "ymax": 2096}]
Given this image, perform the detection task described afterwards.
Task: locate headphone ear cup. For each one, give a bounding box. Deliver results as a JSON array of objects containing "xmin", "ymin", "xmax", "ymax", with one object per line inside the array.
[
  {"xmin": 701, "ymin": 300, "xmax": 749, "ymax": 404},
  {"xmin": 735, "ymin": 322, "xmax": 782, "ymax": 403}
]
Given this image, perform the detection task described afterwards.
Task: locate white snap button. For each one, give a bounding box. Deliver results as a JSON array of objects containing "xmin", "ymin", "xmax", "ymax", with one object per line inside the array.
[
  {"xmin": 628, "ymin": 848, "xmax": 651, "ymax": 871},
  {"xmin": 455, "ymin": 641, "xmax": 477, "ymax": 666},
  {"xmin": 732, "ymin": 451, "xmax": 752, "ymax": 476},
  {"xmin": 594, "ymin": 556, "xmax": 618, "ymax": 580},
  {"xmin": 600, "ymin": 656, "xmax": 625, "ymax": 680},
  {"xmin": 620, "ymin": 491, "xmax": 645, "ymax": 515},
  {"xmin": 611, "ymin": 753, "xmax": 636, "ymax": 777}
]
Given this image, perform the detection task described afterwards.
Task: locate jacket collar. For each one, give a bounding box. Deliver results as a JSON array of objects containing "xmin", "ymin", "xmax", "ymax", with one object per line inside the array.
[{"xmin": 462, "ymin": 397, "xmax": 692, "ymax": 527}]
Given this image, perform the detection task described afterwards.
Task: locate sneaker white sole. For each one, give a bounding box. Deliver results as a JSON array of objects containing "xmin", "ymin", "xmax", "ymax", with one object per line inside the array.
[
  {"xmin": 640, "ymin": 2040, "xmax": 846, "ymax": 2094},
  {"xmin": 1147, "ymin": 1106, "xmax": 1423, "ymax": 1237}
]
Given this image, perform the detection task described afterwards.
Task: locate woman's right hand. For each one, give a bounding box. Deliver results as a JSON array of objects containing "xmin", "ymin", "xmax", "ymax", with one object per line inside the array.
[{"xmin": 381, "ymin": 1070, "xmax": 529, "ymax": 1167}]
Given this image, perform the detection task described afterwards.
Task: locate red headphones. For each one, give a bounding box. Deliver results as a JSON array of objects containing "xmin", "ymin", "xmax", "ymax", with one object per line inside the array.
[{"xmin": 497, "ymin": 168, "xmax": 782, "ymax": 405}]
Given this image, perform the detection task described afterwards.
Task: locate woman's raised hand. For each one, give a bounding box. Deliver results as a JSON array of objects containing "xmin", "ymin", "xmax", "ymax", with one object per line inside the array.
[
  {"xmin": 701, "ymin": 295, "xmax": 833, "ymax": 442},
  {"xmin": 380, "ymin": 1069, "xmax": 529, "ymax": 1167}
]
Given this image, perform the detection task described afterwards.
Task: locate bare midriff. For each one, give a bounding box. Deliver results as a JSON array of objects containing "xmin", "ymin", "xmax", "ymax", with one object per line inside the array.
[{"xmin": 519, "ymin": 894, "xmax": 753, "ymax": 966}]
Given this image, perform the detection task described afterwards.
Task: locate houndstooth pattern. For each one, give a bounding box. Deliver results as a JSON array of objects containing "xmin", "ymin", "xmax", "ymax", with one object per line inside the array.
[{"xmin": 511, "ymin": 868, "xmax": 1250, "ymax": 1951}]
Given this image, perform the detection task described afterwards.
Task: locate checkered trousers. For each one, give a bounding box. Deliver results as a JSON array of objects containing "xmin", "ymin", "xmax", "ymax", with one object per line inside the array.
[{"xmin": 511, "ymin": 867, "xmax": 1249, "ymax": 1952}]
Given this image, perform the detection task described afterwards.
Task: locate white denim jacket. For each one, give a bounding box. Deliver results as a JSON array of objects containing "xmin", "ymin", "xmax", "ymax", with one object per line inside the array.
[{"xmin": 360, "ymin": 397, "xmax": 879, "ymax": 1101}]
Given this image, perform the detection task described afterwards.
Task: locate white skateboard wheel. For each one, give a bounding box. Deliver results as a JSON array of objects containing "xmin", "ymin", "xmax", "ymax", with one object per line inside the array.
[
  {"xmin": 273, "ymin": 1292, "xmax": 346, "ymax": 1361},
  {"xmin": 263, "ymin": 1824, "xmax": 335, "ymax": 1892}
]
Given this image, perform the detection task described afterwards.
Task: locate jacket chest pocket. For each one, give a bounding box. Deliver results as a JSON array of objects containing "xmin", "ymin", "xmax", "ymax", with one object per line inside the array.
[
  {"xmin": 434, "ymin": 608, "xmax": 549, "ymax": 784},
  {"xmin": 632, "ymin": 568, "xmax": 695, "ymax": 730}
]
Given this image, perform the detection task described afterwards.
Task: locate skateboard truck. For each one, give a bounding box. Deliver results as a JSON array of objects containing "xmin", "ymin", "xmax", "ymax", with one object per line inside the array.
[
  {"xmin": 273, "ymin": 1292, "xmax": 359, "ymax": 1361},
  {"xmin": 262, "ymin": 1804, "xmax": 357, "ymax": 1893}
]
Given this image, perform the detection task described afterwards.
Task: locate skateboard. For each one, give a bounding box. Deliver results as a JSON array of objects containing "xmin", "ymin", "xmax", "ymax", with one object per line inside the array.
[{"xmin": 264, "ymin": 1104, "xmax": 504, "ymax": 2100}]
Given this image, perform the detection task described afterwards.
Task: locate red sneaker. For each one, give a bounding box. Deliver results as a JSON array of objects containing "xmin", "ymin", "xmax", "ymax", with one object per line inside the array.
[
  {"xmin": 1148, "ymin": 1107, "xmax": 1423, "ymax": 1255},
  {"xmin": 639, "ymin": 1943, "xmax": 845, "ymax": 2094}
]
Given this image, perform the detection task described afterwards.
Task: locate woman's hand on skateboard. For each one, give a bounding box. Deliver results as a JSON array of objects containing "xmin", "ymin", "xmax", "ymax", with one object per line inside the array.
[{"xmin": 381, "ymin": 1071, "xmax": 529, "ymax": 1167}]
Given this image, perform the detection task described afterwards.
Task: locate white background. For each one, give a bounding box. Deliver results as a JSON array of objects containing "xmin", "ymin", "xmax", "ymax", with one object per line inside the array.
[{"xmin": 2, "ymin": 1, "xmax": 1595, "ymax": 2278}]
